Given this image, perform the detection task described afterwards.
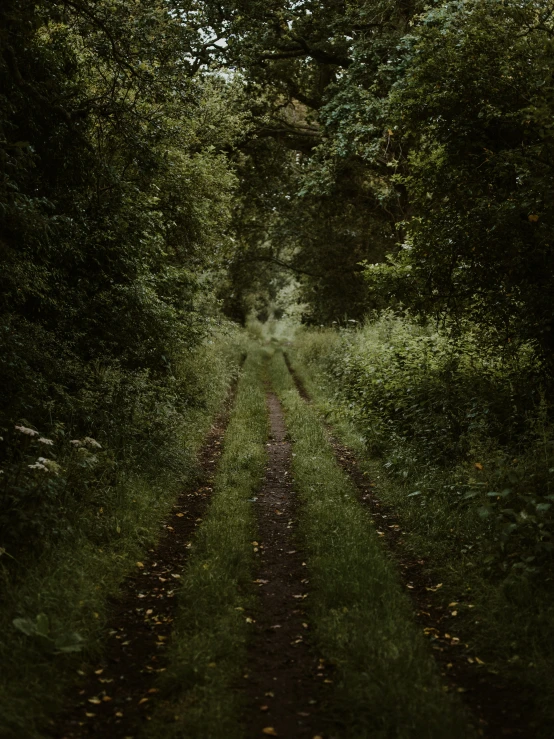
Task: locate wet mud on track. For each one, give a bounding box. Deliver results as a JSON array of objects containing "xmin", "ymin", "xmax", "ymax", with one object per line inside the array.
[
  {"xmin": 241, "ymin": 392, "xmax": 333, "ymax": 739},
  {"xmin": 54, "ymin": 378, "xmax": 240, "ymax": 739},
  {"xmin": 284, "ymin": 352, "xmax": 535, "ymax": 739}
]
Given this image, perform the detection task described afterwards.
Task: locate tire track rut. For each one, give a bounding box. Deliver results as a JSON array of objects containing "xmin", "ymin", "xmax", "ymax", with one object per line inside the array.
[
  {"xmin": 55, "ymin": 378, "xmax": 240, "ymax": 739},
  {"xmin": 241, "ymin": 393, "xmax": 331, "ymax": 739}
]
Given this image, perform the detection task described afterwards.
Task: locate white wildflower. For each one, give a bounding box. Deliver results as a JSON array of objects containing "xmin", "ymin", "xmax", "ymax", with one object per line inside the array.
[
  {"xmin": 38, "ymin": 437, "xmax": 54, "ymax": 446},
  {"xmin": 83, "ymin": 437, "xmax": 102, "ymax": 449},
  {"xmin": 15, "ymin": 425, "xmax": 39, "ymax": 437},
  {"xmin": 29, "ymin": 457, "xmax": 61, "ymax": 474},
  {"xmin": 42, "ymin": 458, "xmax": 61, "ymax": 474}
]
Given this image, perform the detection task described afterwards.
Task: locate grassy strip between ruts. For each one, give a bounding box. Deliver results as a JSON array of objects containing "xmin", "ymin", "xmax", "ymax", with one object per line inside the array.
[
  {"xmin": 0, "ymin": 332, "xmax": 244, "ymax": 739},
  {"xmin": 144, "ymin": 346, "xmax": 268, "ymax": 739},
  {"xmin": 269, "ymin": 347, "xmax": 475, "ymax": 739}
]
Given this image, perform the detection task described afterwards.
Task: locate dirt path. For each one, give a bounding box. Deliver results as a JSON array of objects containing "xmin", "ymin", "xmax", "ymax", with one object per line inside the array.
[
  {"xmin": 284, "ymin": 353, "xmax": 534, "ymax": 739},
  {"xmin": 240, "ymin": 393, "xmax": 332, "ymax": 739},
  {"xmin": 54, "ymin": 386, "xmax": 238, "ymax": 739}
]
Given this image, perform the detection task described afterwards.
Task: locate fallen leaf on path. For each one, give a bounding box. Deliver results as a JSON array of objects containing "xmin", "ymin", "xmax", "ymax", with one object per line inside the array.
[
  {"xmin": 102, "ymin": 696, "xmax": 112, "ymax": 702},
  {"xmin": 85, "ymin": 713, "xmax": 95, "ymax": 718},
  {"xmin": 94, "ymin": 669, "xmax": 104, "ymax": 675},
  {"xmin": 176, "ymin": 513, "xmax": 185, "ymax": 517},
  {"xmin": 138, "ymin": 698, "xmax": 149, "ymax": 705},
  {"xmin": 425, "ymin": 583, "xmax": 443, "ymax": 592},
  {"xmin": 260, "ymin": 705, "xmax": 269, "ymax": 711},
  {"xmin": 88, "ymin": 697, "xmax": 101, "ymax": 705},
  {"xmin": 475, "ymin": 657, "xmax": 485, "ymax": 665},
  {"xmin": 136, "ymin": 562, "xmax": 145, "ymax": 569},
  {"xmin": 262, "ymin": 728, "xmax": 278, "ymax": 736}
]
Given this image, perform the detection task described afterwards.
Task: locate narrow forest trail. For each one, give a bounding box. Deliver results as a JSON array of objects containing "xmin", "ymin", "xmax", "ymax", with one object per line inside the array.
[{"xmin": 49, "ymin": 343, "xmax": 532, "ymax": 739}]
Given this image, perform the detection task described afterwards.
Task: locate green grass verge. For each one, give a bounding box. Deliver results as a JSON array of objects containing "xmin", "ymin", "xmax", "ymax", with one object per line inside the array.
[
  {"xmin": 144, "ymin": 346, "xmax": 268, "ymax": 739},
  {"xmin": 0, "ymin": 332, "xmax": 245, "ymax": 739},
  {"xmin": 269, "ymin": 348, "xmax": 474, "ymax": 739},
  {"xmin": 288, "ymin": 335, "xmax": 554, "ymax": 738}
]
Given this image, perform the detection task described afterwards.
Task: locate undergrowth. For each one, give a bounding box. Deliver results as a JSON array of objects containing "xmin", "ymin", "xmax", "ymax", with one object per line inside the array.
[
  {"xmin": 0, "ymin": 327, "xmax": 245, "ymax": 739},
  {"xmin": 292, "ymin": 313, "xmax": 554, "ymax": 576}
]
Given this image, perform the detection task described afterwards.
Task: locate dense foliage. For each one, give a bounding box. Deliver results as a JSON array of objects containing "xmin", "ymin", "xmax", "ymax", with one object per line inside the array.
[
  {"xmin": 0, "ymin": 0, "xmax": 243, "ymax": 552},
  {"xmin": 295, "ymin": 317, "xmax": 554, "ymax": 575},
  {"xmin": 202, "ymin": 0, "xmax": 554, "ymax": 362}
]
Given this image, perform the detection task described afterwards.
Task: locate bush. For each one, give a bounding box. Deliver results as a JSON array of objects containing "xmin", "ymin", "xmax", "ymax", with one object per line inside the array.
[
  {"xmin": 295, "ymin": 313, "xmax": 554, "ymax": 575},
  {"xmin": 0, "ymin": 326, "xmax": 244, "ymax": 558}
]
